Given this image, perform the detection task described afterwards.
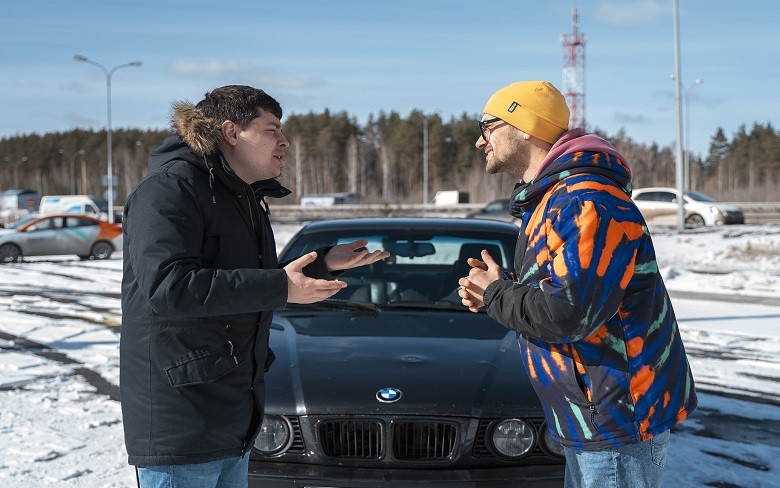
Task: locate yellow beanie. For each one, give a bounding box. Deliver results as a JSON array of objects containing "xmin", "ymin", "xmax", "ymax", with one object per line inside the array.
[{"xmin": 482, "ymin": 81, "xmax": 570, "ymax": 144}]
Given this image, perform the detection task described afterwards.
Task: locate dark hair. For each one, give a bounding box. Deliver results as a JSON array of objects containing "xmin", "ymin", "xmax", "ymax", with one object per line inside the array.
[{"xmin": 195, "ymin": 85, "xmax": 282, "ymax": 129}]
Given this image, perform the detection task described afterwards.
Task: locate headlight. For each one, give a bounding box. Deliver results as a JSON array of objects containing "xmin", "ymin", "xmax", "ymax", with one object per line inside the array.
[
  {"xmin": 542, "ymin": 426, "xmax": 565, "ymax": 457},
  {"xmin": 254, "ymin": 415, "xmax": 292, "ymax": 455},
  {"xmin": 491, "ymin": 418, "xmax": 535, "ymax": 458}
]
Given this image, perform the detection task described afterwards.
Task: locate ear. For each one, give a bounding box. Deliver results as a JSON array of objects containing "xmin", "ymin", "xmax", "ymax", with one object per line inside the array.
[{"xmin": 221, "ymin": 120, "xmax": 239, "ymax": 147}]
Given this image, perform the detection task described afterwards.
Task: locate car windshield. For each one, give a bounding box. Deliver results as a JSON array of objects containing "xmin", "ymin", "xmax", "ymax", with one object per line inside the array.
[
  {"xmin": 684, "ymin": 190, "xmax": 716, "ymax": 202},
  {"xmin": 280, "ymin": 226, "xmax": 516, "ymax": 307},
  {"xmin": 7, "ymin": 215, "xmax": 38, "ymax": 229}
]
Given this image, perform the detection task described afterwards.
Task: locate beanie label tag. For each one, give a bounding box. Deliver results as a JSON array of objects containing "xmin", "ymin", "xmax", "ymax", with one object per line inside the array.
[{"xmin": 507, "ymin": 102, "xmax": 518, "ymax": 113}]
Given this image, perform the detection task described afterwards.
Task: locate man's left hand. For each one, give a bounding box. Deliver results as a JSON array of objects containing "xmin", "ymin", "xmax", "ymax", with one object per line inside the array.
[
  {"xmin": 458, "ymin": 249, "xmax": 503, "ymax": 313},
  {"xmin": 325, "ymin": 239, "xmax": 390, "ymax": 272}
]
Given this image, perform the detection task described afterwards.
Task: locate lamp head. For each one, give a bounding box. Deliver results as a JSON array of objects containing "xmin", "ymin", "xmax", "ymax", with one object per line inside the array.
[{"xmin": 73, "ymin": 55, "xmax": 88, "ymax": 62}]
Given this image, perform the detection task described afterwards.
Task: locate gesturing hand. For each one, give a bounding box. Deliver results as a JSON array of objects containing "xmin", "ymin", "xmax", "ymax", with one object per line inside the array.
[
  {"xmin": 324, "ymin": 239, "xmax": 390, "ymax": 272},
  {"xmin": 458, "ymin": 249, "xmax": 503, "ymax": 313},
  {"xmin": 284, "ymin": 252, "xmax": 347, "ymax": 304}
]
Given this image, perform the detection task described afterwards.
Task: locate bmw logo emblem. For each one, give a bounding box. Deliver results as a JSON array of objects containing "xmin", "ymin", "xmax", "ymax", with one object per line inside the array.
[{"xmin": 376, "ymin": 387, "xmax": 402, "ymax": 403}]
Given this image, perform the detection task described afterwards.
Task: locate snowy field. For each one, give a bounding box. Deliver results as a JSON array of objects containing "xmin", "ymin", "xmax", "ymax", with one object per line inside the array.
[{"xmin": 1, "ymin": 222, "xmax": 779, "ymax": 488}]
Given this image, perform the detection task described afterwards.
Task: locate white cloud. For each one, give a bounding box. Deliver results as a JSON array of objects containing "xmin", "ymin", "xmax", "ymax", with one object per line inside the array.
[
  {"xmin": 168, "ymin": 60, "xmax": 326, "ymax": 90},
  {"xmin": 596, "ymin": 1, "xmax": 667, "ymax": 26}
]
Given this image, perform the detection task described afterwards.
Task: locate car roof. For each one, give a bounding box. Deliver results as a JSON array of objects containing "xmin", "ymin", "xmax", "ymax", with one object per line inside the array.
[{"xmin": 299, "ymin": 217, "xmax": 519, "ymax": 234}]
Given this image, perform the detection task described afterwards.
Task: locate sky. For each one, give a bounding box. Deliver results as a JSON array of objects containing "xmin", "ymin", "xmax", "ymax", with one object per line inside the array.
[
  {"xmin": 1, "ymin": 222, "xmax": 779, "ymax": 486},
  {"xmin": 1, "ymin": 0, "xmax": 778, "ymax": 156}
]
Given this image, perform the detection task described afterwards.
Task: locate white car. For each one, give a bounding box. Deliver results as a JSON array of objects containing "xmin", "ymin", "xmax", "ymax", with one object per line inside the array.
[{"xmin": 632, "ymin": 187, "xmax": 744, "ymax": 227}]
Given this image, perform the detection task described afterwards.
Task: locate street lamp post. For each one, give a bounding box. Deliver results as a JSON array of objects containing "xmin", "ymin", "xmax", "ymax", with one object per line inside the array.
[
  {"xmin": 671, "ymin": 75, "xmax": 703, "ymax": 190},
  {"xmin": 672, "ymin": 0, "xmax": 685, "ymax": 233},
  {"xmin": 58, "ymin": 149, "xmax": 85, "ymax": 194},
  {"xmin": 3, "ymin": 156, "xmax": 28, "ymax": 189},
  {"xmin": 74, "ymin": 55, "xmax": 141, "ymax": 223}
]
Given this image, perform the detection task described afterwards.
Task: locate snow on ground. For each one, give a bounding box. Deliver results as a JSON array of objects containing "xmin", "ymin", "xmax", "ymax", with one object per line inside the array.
[{"xmin": 0, "ymin": 223, "xmax": 778, "ymax": 487}]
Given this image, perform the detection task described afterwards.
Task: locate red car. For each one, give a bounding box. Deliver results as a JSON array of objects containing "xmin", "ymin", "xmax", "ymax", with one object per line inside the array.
[{"xmin": 0, "ymin": 214, "xmax": 123, "ymax": 263}]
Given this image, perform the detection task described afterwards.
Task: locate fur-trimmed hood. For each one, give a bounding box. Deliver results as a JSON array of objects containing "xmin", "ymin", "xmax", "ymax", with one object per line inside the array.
[{"xmin": 171, "ymin": 100, "xmax": 222, "ymax": 155}]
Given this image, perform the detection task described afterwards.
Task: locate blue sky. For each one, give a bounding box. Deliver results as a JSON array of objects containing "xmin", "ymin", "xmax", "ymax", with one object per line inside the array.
[{"xmin": 1, "ymin": 0, "xmax": 777, "ymax": 156}]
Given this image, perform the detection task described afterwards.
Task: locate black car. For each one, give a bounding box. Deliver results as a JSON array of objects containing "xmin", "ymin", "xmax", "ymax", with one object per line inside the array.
[
  {"xmin": 465, "ymin": 199, "xmax": 517, "ymax": 224},
  {"xmin": 248, "ymin": 218, "xmax": 564, "ymax": 487}
]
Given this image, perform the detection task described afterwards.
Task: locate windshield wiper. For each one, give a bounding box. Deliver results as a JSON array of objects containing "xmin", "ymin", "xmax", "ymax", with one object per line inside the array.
[
  {"xmin": 379, "ymin": 301, "xmax": 484, "ymax": 312},
  {"xmin": 288, "ymin": 299, "xmax": 380, "ymax": 316}
]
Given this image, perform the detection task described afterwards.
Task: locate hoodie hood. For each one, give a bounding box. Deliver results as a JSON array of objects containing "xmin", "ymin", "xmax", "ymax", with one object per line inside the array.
[{"xmin": 510, "ymin": 129, "xmax": 632, "ymax": 215}]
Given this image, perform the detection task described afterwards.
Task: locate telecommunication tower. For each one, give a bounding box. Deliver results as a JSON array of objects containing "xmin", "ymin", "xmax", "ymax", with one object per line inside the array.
[{"xmin": 561, "ymin": 8, "xmax": 586, "ymax": 130}]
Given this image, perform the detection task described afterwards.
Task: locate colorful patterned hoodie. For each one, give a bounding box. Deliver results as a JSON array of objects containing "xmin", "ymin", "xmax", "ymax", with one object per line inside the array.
[{"xmin": 483, "ymin": 129, "xmax": 697, "ymax": 450}]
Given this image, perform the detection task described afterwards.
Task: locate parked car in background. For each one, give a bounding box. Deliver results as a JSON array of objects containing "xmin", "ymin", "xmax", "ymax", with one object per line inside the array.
[
  {"xmin": 300, "ymin": 192, "xmax": 361, "ymax": 208},
  {"xmin": 0, "ymin": 214, "xmax": 123, "ymax": 263},
  {"xmin": 38, "ymin": 194, "xmax": 122, "ymax": 223},
  {"xmin": 465, "ymin": 198, "xmax": 516, "ymax": 223},
  {"xmin": 248, "ymin": 218, "xmax": 565, "ymax": 487},
  {"xmin": 632, "ymin": 187, "xmax": 745, "ymax": 227}
]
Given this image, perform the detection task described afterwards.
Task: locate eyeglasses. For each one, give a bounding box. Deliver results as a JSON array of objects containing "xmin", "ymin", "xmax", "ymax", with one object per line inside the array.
[{"xmin": 478, "ymin": 117, "xmax": 505, "ymax": 141}]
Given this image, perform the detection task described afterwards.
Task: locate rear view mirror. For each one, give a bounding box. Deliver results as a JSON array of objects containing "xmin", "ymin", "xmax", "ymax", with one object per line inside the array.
[{"xmin": 386, "ymin": 241, "xmax": 435, "ymax": 258}]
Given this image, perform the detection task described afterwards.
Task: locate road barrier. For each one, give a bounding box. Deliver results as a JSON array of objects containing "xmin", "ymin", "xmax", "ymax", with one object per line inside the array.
[{"xmin": 268, "ymin": 202, "xmax": 780, "ymax": 225}]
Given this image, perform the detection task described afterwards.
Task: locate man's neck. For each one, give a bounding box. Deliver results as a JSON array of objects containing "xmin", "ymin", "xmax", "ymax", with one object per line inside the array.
[{"xmin": 521, "ymin": 144, "xmax": 552, "ymax": 183}]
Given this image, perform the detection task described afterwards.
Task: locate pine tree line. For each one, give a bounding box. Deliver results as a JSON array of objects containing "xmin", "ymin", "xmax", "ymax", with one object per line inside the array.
[{"xmin": 1, "ymin": 115, "xmax": 777, "ymax": 204}]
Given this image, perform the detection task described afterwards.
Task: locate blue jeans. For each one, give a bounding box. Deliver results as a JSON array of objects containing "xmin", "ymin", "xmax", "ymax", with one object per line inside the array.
[
  {"xmin": 563, "ymin": 429, "xmax": 671, "ymax": 488},
  {"xmin": 137, "ymin": 453, "xmax": 250, "ymax": 488}
]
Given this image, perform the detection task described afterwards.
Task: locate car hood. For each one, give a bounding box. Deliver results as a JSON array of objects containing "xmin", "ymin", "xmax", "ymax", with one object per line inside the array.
[
  {"xmin": 0, "ymin": 228, "xmax": 17, "ymax": 237},
  {"xmin": 264, "ymin": 308, "xmax": 542, "ymax": 417},
  {"xmin": 711, "ymin": 202, "xmax": 742, "ymax": 212}
]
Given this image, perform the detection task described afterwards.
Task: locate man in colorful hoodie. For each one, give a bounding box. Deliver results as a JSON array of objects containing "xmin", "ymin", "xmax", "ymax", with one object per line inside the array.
[{"xmin": 459, "ymin": 81, "xmax": 697, "ymax": 488}]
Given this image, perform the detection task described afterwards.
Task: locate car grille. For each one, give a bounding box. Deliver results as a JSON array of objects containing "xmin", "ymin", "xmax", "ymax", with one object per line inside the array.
[
  {"xmin": 393, "ymin": 421, "xmax": 457, "ymax": 460},
  {"xmin": 317, "ymin": 419, "xmax": 458, "ymax": 461},
  {"xmin": 318, "ymin": 420, "xmax": 383, "ymax": 459}
]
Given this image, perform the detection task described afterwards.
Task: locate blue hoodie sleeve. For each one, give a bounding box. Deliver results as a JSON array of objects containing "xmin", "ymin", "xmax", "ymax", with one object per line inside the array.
[{"xmin": 484, "ymin": 191, "xmax": 644, "ymax": 343}]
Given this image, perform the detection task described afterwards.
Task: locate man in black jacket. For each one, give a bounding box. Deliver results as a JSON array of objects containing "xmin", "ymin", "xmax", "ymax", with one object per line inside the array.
[{"xmin": 121, "ymin": 85, "xmax": 388, "ymax": 487}]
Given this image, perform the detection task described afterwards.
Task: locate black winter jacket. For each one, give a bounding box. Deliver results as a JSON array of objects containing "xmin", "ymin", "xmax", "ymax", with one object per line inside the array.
[{"xmin": 120, "ymin": 135, "xmax": 329, "ymax": 466}]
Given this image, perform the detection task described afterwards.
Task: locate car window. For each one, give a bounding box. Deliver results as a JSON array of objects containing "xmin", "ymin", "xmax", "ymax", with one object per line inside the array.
[
  {"xmin": 634, "ymin": 192, "xmax": 652, "ymax": 201},
  {"xmin": 27, "ymin": 217, "xmax": 64, "ymax": 231},
  {"xmin": 281, "ymin": 227, "xmax": 516, "ymax": 306},
  {"xmin": 657, "ymin": 192, "xmax": 676, "ymax": 203},
  {"xmin": 65, "ymin": 217, "xmax": 99, "ymax": 228},
  {"xmin": 685, "ymin": 190, "xmax": 715, "ymax": 202},
  {"xmin": 485, "ymin": 201, "xmax": 503, "ymax": 212}
]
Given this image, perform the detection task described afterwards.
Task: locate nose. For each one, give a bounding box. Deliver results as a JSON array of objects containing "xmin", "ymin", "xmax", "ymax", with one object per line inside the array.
[
  {"xmin": 278, "ymin": 133, "xmax": 290, "ymax": 148},
  {"xmin": 475, "ymin": 135, "xmax": 487, "ymax": 149}
]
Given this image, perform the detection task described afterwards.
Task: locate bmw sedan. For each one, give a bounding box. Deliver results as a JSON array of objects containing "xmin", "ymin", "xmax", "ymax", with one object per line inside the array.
[
  {"xmin": 0, "ymin": 214, "xmax": 123, "ymax": 263},
  {"xmin": 248, "ymin": 218, "xmax": 565, "ymax": 487}
]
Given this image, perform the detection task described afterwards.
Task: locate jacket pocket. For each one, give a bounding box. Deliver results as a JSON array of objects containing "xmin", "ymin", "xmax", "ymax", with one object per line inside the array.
[{"xmin": 164, "ymin": 345, "xmax": 244, "ymax": 388}]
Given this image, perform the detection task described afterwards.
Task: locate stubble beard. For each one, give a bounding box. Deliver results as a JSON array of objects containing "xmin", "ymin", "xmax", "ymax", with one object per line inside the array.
[{"xmin": 486, "ymin": 143, "xmax": 530, "ymax": 179}]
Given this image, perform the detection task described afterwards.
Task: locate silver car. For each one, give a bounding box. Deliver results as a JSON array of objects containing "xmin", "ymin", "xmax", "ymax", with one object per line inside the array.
[{"xmin": 0, "ymin": 214, "xmax": 123, "ymax": 263}]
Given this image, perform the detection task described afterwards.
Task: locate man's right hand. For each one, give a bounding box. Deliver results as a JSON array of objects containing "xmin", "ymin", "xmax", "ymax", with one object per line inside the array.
[{"xmin": 284, "ymin": 252, "xmax": 347, "ymax": 304}]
